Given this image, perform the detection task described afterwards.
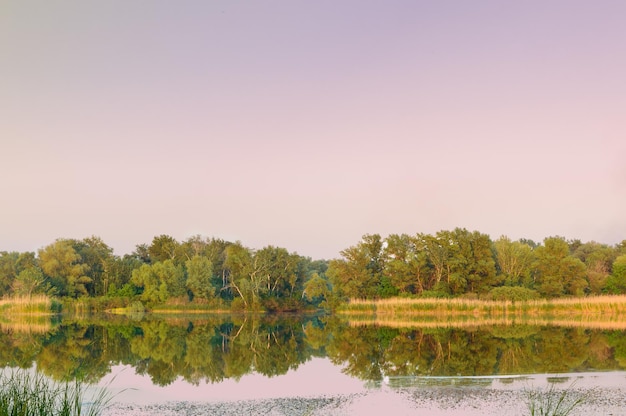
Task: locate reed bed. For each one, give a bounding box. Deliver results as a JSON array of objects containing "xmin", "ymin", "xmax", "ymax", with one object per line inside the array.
[
  {"xmin": 0, "ymin": 295, "xmax": 54, "ymax": 315},
  {"xmin": 0, "ymin": 368, "xmax": 112, "ymax": 416},
  {"xmin": 340, "ymin": 295, "xmax": 626, "ymax": 320}
]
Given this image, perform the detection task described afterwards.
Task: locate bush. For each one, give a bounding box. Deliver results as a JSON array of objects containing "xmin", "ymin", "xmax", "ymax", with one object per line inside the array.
[
  {"xmin": 230, "ymin": 297, "xmax": 246, "ymax": 311},
  {"xmin": 488, "ymin": 286, "xmax": 540, "ymax": 301}
]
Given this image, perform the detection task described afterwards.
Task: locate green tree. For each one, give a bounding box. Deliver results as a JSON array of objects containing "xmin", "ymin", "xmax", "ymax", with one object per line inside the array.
[
  {"xmin": 573, "ymin": 241, "xmax": 616, "ymax": 294},
  {"xmin": 0, "ymin": 251, "xmax": 19, "ymax": 296},
  {"xmin": 38, "ymin": 239, "xmax": 91, "ymax": 297},
  {"xmin": 223, "ymin": 242, "xmax": 253, "ymax": 307},
  {"xmin": 12, "ymin": 266, "xmax": 48, "ymax": 297},
  {"xmin": 185, "ymin": 255, "xmax": 215, "ymax": 301},
  {"xmin": 72, "ymin": 236, "xmax": 115, "ymax": 296},
  {"xmin": 148, "ymin": 235, "xmax": 180, "ymax": 263},
  {"xmin": 494, "ymin": 236, "xmax": 535, "ymax": 287},
  {"xmin": 533, "ymin": 237, "xmax": 587, "ymax": 297},
  {"xmin": 446, "ymin": 228, "xmax": 497, "ymax": 295},
  {"xmin": 327, "ymin": 234, "xmax": 384, "ymax": 300},
  {"xmin": 302, "ymin": 272, "xmax": 330, "ymax": 306},
  {"xmin": 605, "ymin": 255, "xmax": 626, "ymax": 294},
  {"xmin": 131, "ymin": 260, "xmax": 185, "ymax": 304},
  {"xmin": 419, "ymin": 232, "xmax": 452, "ymax": 293},
  {"xmin": 384, "ymin": 234, "xmax": 430, "ymax": 294}
]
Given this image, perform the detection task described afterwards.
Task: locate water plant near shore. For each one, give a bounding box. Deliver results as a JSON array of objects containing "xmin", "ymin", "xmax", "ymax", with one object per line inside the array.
[
  {"xmin": 525, "ymin": 381, "xmax": 587, "ymax": 416},
  {"xmin": 0, "ymin": 369, "xmax": 112, "ymax": 416}
]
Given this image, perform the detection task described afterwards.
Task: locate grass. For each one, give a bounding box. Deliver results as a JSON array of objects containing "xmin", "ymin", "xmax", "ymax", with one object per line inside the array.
[
  {"xmin": 339, "ymin": 295, "xmax": 626, "ymax": 329},
  {"xmin": 340, "ymin": 295, "xmax": 626, "ymax": 317},
  {"xmin": 0, "ymin": 368, "xmax": 113, "ymax": 416},
  {"xmin": 525, "ymin": 381, "xmax": 587, "ymax": 416},
  {"xmin": 0, "ymin": 296, "xmax": 55, "ymax": 315}
]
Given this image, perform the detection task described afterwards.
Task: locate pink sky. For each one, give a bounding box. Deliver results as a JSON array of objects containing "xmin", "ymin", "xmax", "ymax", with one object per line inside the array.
[{"xmin": 2, "ymin": 1, "xmax": 625, "ymax": 259}]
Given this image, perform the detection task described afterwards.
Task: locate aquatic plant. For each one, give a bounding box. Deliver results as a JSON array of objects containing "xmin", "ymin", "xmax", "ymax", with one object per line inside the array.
[
  {"xmin": 525, "ymin": 381, "xmax": 586, "ymax": 416},
  {"xmin": 0, "ymin": 369, "xmax": 112, "ymax": 416}
]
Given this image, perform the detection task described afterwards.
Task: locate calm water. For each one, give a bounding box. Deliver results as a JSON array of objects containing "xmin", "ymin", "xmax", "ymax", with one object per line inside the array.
[{"xmin": 2, "ymin": 314, "xmax": 626, "ymax": 414}]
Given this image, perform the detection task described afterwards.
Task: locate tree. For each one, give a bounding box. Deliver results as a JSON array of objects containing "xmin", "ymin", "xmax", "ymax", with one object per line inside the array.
[
  {"xmin": 185, "ymin": 255, "xmax": 215, "ymax": 301},
  {"xmin": 72, "ymin": 236, "xmax": 115, "ymax": 296},
  {"xmin": 0, "ymin": 252, "xmax": 19, "ymax": 296},
  {"xmin": 384, "ymin": 234, "xmax": 429, "ymax": 294},
  {"xmin": 303, "ymin": 272, "xmax": 330, "ymax": 305},
  {"xmin": 533, "ymin": 237, "xmax": 587, "ymax": 297},
  {"xmin": 131, "ymin": 260, "xmax": 185, "ymax": 304},
  {"xmin": 38, "ymin": 240, "xmax": 91, "ymax": 297},
  {"xmin": 494, "ymin": 236, "xmax": 535, "ymax": 287},
  {"xmin": 13, "ymin": 266, "xmax": 48, "ymax": 297},
  {"xmin": 148, "ymin": 235, "xmax": 180, "ymax": 263},
  {"xmin": 327, "ymin": 234, "xmax": 385, "ymax": 299},
  {"xmin": 223, "ymin": 242, "xmax": 253, "ymax": 307},
  {"xmin": 573, "ymin": 241, "xmax": 616, "ymax": 294},
  {"xmin": 446, "ymin": 228, "xmax": 497, "ymax": 295},
  {"xmin": 605, "ymin": 255, "xmax": 626, "ymax": 294},
  {"xmin": 419, "ymin": 232, "xmax": 451, "ymax": 292}
]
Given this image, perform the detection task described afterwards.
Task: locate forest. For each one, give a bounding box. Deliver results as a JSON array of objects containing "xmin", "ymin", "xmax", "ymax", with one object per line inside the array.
[{"xmin": 1, "ymin": 229, "xmax": 626, "ymax": 312}]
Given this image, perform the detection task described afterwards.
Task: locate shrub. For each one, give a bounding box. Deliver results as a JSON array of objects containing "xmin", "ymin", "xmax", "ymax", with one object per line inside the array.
[{"xmin": 488, "ymin": 286, "xmax": 540, "ymax": 301}]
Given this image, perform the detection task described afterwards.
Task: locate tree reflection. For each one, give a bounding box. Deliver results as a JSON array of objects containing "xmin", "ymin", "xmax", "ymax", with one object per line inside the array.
[{"xmin": 2, "ymin": 316, "xmax": 626, "ymax": 385}]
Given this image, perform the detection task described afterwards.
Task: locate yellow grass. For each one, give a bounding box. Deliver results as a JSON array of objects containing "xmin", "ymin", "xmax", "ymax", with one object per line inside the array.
[
  {"xmin": 340, "ymin": 295, "xmax": 626, "ymax": 320},
  {"xmin": 0, "ymin": 295, "xmax": 53, "ymax": 315}
]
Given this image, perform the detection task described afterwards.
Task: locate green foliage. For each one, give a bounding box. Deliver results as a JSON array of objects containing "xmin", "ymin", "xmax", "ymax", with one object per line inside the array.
[
  {"xmin": 38, "ymin": 240, "xmax": 91, "ymax": 298},
  {"xmin": 303, "ymin": 273, "xmax": 330, "ymax": 305},
  {"xmin": 13, "ymin": 267, "xmax": 48, "ymax": 297},
  {"xmin": 605, "ymin": 255, "xmax": 626, "ymax": 294},
  {"xmin": 487, "ymin": 286, "xmax": 539, "ymax": 301},
  {"xmin": 0, "ymin": 230, "xmax": 624, "ymax": 309},
  {"xmin": 131, "ymin": 260, "xmax": 185, "ymax": 304},
  {"xmin": 533, "ymin": 237, "xmax": 588, "ymax": 298},
  {"xmin": 185, "ymin": 256, "xmax": 215, "ymax": 301},
  {"xmin": 148, "ymin": 235, "xmax": 180, "ymax": 263},
  {"xmin": 494, "ymin": 236, "xmax": 535, "ymax": 287}
]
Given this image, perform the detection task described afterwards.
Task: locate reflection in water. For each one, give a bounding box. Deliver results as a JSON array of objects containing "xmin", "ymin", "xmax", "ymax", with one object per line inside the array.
[{"xmin": 1, "ymin": 315, "xmax": 626, "ymax": 387}]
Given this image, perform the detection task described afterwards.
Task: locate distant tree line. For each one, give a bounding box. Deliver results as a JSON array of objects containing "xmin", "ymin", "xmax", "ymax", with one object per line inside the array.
[
  {"xmin": 0, "ymin": 235, "xmax": 328, "ymax": 311},
  {"xmin": 1, "ymin": 229, "xmax": 625, "ymax": 310},
  {"xmin": 327, "ymin": 229, "xmax": 626, "ymax": 301}
]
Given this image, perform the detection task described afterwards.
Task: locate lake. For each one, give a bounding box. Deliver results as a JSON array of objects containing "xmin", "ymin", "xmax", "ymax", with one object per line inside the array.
[{"xmin": 2, "ymin": 314, "xmax": 626, "ymax": 415}]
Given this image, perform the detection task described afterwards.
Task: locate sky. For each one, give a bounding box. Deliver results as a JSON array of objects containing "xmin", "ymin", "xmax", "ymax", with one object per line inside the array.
[{"xmin": 2, "ymin": 1, "xmax": 625, "ymax": 259}]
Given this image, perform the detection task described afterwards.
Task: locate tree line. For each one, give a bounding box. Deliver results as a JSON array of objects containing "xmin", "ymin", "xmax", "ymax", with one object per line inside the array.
[
  {"xmin": 1, "ymin": 229, "xmax": 625, "ymax": 310},
  {"xmin": 0, "ymin": 235, "xmax": 328, "ymax": 311},
  {"xmin": 327, "ymin": 229, "xmax": 626, "ymax": 301}
]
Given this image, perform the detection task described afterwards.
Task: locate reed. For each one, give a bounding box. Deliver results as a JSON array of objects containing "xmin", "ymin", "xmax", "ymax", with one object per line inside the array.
[
  {"xmin": 0, "ymin": 295, "xmax": 54, "ymax": 315},
  {"xmin": 0, "ymin": 369, "xmax": 112, "ymax": 416},
  {"xmin": 339, "ymin": 295, "xmax": 626, "ymax": 320},
  {"xmin": 525, "ymin": 381, "xmax": 586, "ymax": 416}
]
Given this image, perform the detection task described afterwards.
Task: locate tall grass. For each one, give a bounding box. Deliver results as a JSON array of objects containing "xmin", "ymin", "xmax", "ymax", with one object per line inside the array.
[
  {"xmin": 0, "ymin": 369, "xmax": 113, "ymax": 416},
  {"xmin": 0, "ymin": 295, "xmax": 56, "ymax": 315},
  {"xmin": 525, "ymin": 381, "xmax": 587, "ymax": 416},
  {"xmin": 340, "ymin": 295, "xmax": 626, "ymax": 319}
]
